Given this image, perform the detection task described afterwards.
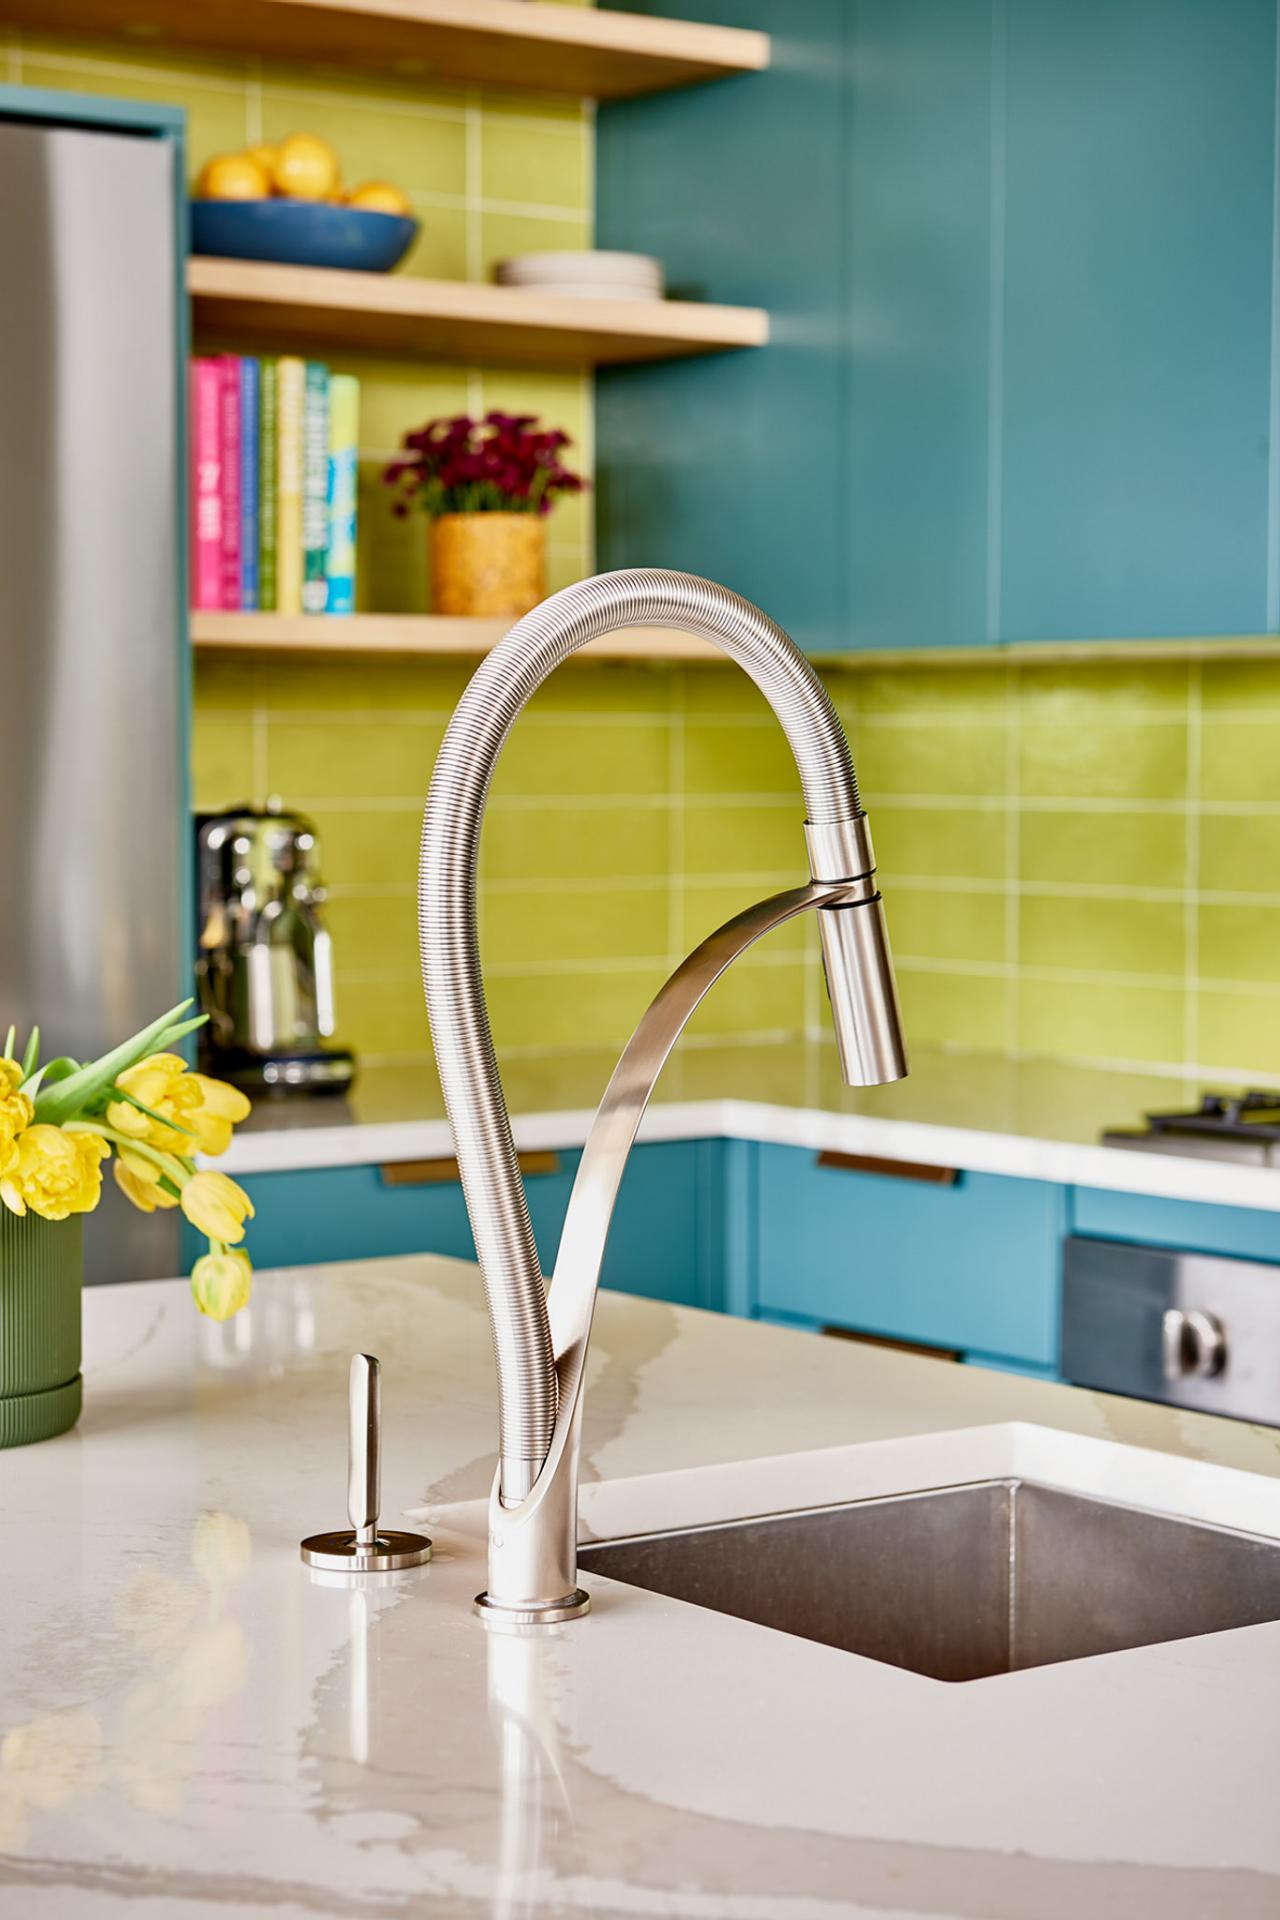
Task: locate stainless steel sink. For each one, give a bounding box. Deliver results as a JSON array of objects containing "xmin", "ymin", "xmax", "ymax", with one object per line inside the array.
[{"xmin": 578, "ymin": 1480, "xmax": 1280, "ymax": 1682}]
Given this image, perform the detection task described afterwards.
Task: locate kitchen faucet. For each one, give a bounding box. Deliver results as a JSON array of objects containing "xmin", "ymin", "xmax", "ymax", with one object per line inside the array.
[{"xmin": 419, "ymin": 571, "xmax": 908, "ymax": 1624}]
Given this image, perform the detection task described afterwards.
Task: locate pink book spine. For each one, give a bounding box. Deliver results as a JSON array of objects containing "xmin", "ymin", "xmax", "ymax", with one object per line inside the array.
[
  {"xmin": 218, "ymin": 356, "xmax": 242, "ymax": 611},
  {"xmin": 190, "ymin": 360, "xmax": 223, "ymax": 611}
]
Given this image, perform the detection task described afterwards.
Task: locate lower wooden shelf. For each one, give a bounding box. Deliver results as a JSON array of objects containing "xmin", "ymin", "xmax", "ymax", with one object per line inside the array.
[{"xmin": 190, "ymin": 611, "xmax": 722, "ymax": 661}]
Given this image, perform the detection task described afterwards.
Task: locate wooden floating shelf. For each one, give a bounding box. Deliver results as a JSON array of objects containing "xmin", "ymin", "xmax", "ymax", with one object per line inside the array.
[
  {"xmin": 5, "ymin": 0, "xmax": 768, "ymax": 99},
  {"xmin": 190, "ymin": 611, "xmax": 723, "ymax": 662},
  {"xmin": 192, "ymin": 614, "xmax": 1280, "ymax": 670},
  {"xmin": 188, "ymin": 258, "xmax": 768, "ymax": 368}
]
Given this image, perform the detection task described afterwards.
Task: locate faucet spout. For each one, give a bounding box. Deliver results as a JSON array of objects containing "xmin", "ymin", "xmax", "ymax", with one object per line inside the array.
[{"xmin": 418, "ymin": 572, "xmax": 907, "ymax": 1618}]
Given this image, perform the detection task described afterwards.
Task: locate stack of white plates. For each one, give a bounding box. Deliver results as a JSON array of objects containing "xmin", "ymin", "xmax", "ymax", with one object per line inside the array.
[{"xmin": 494, "ymin": 250, "xmax": 665, "ymax": 301}]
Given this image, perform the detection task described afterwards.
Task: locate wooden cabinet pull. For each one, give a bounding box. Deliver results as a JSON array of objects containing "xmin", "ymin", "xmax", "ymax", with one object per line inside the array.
[
  {"xmin": 817, "ymin": 1149, "xmax": 958, "ymax": 1187},
  {"xmin": 380, "ymin": 1150, "xmax": 561, "ymax": 1187}
]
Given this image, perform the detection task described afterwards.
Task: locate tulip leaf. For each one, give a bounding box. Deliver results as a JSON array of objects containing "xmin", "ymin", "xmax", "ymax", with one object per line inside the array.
[
  {"xmin": 21, "ymin": 1026, "xmax": 39, "ymax": 1077},
  {"xmin": 148, "ymin": 1015, "xmax": 207, "ymax": 1054},
  {"xmin": 32, "ymin": 999, "xmax": 205, "ymax": 1127},
  {"xmin": 3, "ymin": 1026, "xmax": 14, "ymax": 1061}
]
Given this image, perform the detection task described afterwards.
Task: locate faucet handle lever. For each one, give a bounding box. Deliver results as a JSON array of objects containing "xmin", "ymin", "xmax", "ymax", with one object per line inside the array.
[{"xmin": 301, "ymin": 1353, "xmax": 432, "ymax": 1573}]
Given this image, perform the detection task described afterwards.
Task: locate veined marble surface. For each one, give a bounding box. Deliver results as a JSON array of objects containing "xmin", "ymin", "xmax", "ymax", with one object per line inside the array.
[
  {"xmin": 4, "ymin": 1257, "xmax": 1280, "ymax": 1917},
  {"xmin": 218, "ymin": 1042, "xmax": 1280, "ymax": 1215}
]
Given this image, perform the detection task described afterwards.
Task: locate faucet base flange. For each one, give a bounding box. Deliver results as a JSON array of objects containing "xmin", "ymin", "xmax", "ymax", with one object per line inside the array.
[
  {"xmin": 301, "ymin": 1529, "xmax": 432, "ymax": 1572},
  {"xmin": 474, "ymin": 1588, "xmax": 591, "ymax": 1626}
]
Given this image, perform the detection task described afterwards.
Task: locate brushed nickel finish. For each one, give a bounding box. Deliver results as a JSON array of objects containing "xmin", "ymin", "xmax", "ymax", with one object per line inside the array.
[
  {"xmin": 1063, "ymin": 1237, "xmax": 1277, "ymax": 1422},
  {"xmin": 578, "ymin": 1480, "xmax": 1280, "ymax": 1683},
  {"xmin": 1162, "ymin": 1306, "xmax": 1229, "ymax": 1381},
  {"xmin": 0, "ymin": 120, "xmax": 182, "ymax": 1285},
  {"xmin": 474, "ymin": 1591, "xmax": 591, "ymax": 1625},
  {"xmin": 817, "ymin": 895, "xmax": 908, "ymax": 1086},
  {"xmin": 804, "ymin": 813, "xmax": 876, "ymax": 881},
  {"xmin": 301, "ymin": 1529, "xmax": 435, "ymax": 1573},
  {"xmin": 418, "ymin": 570, "xmax": 908, "ymax": 1620},
  {"xmin": 301, "ymin": 1354, "xmax": 432, "ymax": 1572}
]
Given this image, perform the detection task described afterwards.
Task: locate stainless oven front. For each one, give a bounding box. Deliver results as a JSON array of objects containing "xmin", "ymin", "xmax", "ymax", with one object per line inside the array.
[{"xmin": 1062, "ymin": 1235, "xmax": 1280, "ymax": 1426}]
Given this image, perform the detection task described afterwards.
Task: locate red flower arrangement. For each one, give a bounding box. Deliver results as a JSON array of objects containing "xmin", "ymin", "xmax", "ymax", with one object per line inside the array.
[{"xmin": 382, "ymin": 411, "xmax": 587, "ymax": 518}]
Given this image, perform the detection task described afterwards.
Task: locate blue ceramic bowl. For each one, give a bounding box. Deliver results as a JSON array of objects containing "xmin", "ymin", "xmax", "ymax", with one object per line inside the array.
[{"xmin": 191, "ymin": 198, "xmax": 419, "ymax": 273}]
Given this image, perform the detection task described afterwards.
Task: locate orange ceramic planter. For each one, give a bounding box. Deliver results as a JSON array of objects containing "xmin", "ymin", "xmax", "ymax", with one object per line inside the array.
[{"xmin": 429, "ymin": 512, "xmax": 546, "ymax": 618}]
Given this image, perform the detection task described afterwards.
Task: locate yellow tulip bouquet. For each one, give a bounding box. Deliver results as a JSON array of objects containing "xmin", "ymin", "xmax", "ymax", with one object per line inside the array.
[{"xmin": 0, "ymin": 1000, "xmax": 257, "ymax": 1321}]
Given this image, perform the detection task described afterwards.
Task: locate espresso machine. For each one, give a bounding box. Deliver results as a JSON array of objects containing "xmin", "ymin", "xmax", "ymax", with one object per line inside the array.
[{"xmin": 195, "ymin": 803, "xmax": 355, "ymax": 1095}]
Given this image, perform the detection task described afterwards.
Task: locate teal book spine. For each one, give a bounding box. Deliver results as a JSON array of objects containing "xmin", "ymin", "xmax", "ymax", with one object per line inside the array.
[
  {"xmin": 325, "ymin": 374, "xmax": 359, "ymax": 615},
  {"xmin": 301, "ymin": 361, "xmax": 330, "ymax": 614},
  {"xmin": 258, "ymin": 358, "xmax": 278, "ymax": 612}
]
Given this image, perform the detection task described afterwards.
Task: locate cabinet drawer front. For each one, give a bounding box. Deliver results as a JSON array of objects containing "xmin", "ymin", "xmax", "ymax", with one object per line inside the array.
[{"xmin": 755, "ymin": 1146, "xmax": 1061, "ymax": 1364}]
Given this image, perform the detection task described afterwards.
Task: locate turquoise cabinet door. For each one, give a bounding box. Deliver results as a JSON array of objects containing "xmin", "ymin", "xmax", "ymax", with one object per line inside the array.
[
  {"xmin": 754, "ymin": 1145, "xmax": 1064, "ymax": 1366},
  {"xmin": 221, "ymin": 1140, "xmax": 730, "ymax": 1311},
  {"xmin": 596, "ymin": 1, "xmax": 852, "ymax": 652},
  {"xmin": 999, "ymin": 0, "xmax": 1277, "ymax": 640},
  {"xmin": 846, "ymin": 0, "xmax": 995, "ymax": 651},
  {"xmin": 599, "ymin": 0, "xmax": 1279, "ymax": 653}
]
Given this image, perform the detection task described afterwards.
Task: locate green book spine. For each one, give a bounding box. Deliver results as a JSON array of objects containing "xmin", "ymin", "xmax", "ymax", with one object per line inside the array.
[
  {"xmin": 258, "ymin": 358, "xmax": 278, "ymax": 612},
  {"xmin": 301, "ymin": 361, "xmax": 330, "ymax": 614}
]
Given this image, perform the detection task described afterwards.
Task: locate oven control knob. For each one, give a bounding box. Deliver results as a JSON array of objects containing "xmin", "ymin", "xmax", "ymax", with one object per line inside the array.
[{"xmin": 1162, "ymin": 1307, "xmax": 1227, "ymax": 1381}]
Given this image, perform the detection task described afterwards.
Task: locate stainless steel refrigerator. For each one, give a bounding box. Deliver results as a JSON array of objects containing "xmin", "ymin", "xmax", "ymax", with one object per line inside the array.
[{"xmin": 0, "ymin": 100, "xmax": 186, "ymax": 1283}]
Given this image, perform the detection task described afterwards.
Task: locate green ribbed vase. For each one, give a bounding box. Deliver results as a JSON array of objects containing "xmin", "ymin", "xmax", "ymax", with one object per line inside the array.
[{"xmin": 0, "ymin": 1209, "xmax": 83, "ymax": 1448}]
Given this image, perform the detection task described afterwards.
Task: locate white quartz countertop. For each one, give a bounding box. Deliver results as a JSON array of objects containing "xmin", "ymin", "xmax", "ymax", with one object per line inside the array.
[
  {"xmin": 219, "ymin": 1041, "xmax": 1280, "ymax": 1215},
  {"xmin": 5, "ymin": 1257, "xmax": 1280, "ymax": 1916}
]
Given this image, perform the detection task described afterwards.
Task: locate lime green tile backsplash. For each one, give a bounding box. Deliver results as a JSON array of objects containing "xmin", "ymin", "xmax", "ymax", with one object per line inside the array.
[
  {"xmin": 13, "ymin": 19, "xmax": 1280, "ymax": 1088},
  {"xmin": 191, "ymin": 649, "xmax": 1280, "ymax": 1085},
  {"xmin": 837, "ymin": 653, "xmax": 1280, "ymax": 1081}
]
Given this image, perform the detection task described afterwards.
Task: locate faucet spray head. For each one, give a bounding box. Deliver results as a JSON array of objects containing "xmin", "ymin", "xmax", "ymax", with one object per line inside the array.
[{"xmin": 805, "ymin": 817, "xmax": 909, "ymax": 1088}]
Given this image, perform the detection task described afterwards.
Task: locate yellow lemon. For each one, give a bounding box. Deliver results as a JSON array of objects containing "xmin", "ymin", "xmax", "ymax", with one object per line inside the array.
[
  {"xmin": 244, "ymin": 142, "xmax": 278, "ymax": 174},
  {"xmin": 271, "ymin": 132, "xmax": 340, "ymax": 201},
  {"xmin": 345, "ymin": 180, "xmax": 412, "ymax": 216},
  {"xmin": 196, "ymin": 152, "xmax": 271, "ymax": 201}
]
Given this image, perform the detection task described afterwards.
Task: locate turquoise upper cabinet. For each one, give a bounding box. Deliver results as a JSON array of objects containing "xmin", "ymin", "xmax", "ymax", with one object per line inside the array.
[
  {"xmin": 999, "ymin": 0, "xmax": 1277, "ymax": 640},
  {"xmin": 600, "ymin": 0, "xmax": 1280, "ymax": 650},
  {"xmin": 595, "ymin": 2, "xmax": 852, "ymax": 652},
  {"xmin": 846, "ymin": 0, "xmax": 995, "ymax": 649}
]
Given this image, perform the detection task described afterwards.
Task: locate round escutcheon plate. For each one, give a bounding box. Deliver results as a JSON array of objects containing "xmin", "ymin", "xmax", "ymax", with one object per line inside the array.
[{"xmin": 300, "ymin": 1528, "xmax": 432, "ymax": 1572}]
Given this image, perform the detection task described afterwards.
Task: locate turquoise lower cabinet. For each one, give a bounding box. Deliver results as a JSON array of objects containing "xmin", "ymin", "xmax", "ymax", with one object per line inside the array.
[
  {"xmin": 228, "ymin": 1140, "xmax": 731, "ymax": 1311},
  {"xmin": 207, "ymin": 1138, "xmax": 1280, "ymax": 1367},
  {"xmin": 1069, "ymin": 1188, "xmax": 1280, "ymax": 1266},
  {"xmin": 752, "ymin": 1146, "xmax": 1065, "ymax": 1368}
]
